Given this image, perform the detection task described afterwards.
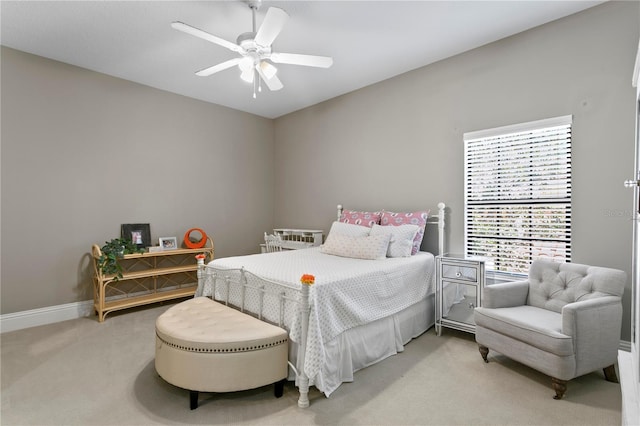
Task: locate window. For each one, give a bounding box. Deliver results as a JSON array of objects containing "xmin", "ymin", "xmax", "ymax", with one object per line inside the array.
[{"xmin": 464, "ymin": 115, "xmax": 572, "ymax": 274}]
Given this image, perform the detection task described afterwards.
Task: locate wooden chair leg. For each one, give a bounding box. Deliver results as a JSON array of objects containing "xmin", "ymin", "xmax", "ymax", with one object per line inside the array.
[
  {"xmin": 478, "ymin": 344, "xmax": 489, "ymax": 363},
  {"xmin": 551, "ymin": 377, "xmax": 567, "ymax": 400},
  {"xmin": 190, "ymin": 390, "xmax": 199, "ymax": 410},
  {"xmin": 603, "ymin": 364, "xmax": 619, "ymax": 383}
]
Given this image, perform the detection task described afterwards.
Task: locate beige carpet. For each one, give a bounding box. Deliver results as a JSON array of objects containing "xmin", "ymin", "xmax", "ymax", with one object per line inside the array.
[{"xmin": 1, "ymin": 301, "xmax": 621, "ymax": 425}]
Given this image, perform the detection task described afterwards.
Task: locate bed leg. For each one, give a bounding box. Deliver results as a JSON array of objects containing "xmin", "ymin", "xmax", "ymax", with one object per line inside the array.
[
  {"xmin": 298, "ymin": 376, "xmax": 310, "ymax": 408},
  {"xmin": 297, "ymin": 280, "xmax": 311, "ymax": 408}
]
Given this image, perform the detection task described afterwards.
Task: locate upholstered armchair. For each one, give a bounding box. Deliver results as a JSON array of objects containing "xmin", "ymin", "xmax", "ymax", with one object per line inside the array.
[{"xmin": 474, "ymin": 260, "xmax": 626, "ymax": 399}]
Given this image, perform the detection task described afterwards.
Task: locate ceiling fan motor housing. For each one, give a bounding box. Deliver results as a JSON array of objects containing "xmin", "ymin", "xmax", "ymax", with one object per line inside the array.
[{"xmin": 237, "ymin": 32, "xmax": 272, "ymax": 56}]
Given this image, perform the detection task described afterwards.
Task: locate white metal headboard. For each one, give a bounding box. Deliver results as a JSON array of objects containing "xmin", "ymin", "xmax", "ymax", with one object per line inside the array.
[{"xmin": 336, "ymin": 203, "xmax": 446, "ymax": 255}]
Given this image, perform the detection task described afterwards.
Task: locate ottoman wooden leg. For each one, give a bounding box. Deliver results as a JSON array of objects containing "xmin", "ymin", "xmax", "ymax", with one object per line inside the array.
[
  {"xmin": 274, "ymin": 379, "xmax": 286, "ymax": 398},
  {"xmin": 190, "ymin": 390, "xmax": 199, "ymax": 410}
]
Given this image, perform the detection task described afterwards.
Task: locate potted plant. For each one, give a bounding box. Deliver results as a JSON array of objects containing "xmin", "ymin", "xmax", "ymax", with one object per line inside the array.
[{"xmin": 98, "ymin": 238, "xmax": 143, "ymax": 280}]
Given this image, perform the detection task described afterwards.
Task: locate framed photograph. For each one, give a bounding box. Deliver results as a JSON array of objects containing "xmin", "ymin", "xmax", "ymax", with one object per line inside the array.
[
  {"xmin": 121, "ymin": 223, "xmax": 151, "ymax": 249},
  {"xmin": 159, "ymin": 237, "xmax": 178, "ymax": 251}
]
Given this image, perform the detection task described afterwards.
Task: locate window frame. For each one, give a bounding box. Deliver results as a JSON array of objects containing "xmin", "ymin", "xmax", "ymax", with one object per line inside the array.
[{"xmin": 463, "ymin": 115, "xmax": 572, "ymax": 276}]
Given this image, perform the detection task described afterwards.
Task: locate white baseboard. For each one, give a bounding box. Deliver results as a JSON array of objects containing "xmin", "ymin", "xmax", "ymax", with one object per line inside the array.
[
  {"xmin": 0, "ymin": 285, "xmax": 193, "ymax": 333},
  {"xmin": 0, "ymin": 300, "xmax": 94, "ymax": 333}
]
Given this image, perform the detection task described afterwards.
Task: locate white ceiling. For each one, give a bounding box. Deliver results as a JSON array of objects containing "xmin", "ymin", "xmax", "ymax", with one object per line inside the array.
[{"xmin": 1, "ymin": 1, "xmax": 605, "ymax": 119}]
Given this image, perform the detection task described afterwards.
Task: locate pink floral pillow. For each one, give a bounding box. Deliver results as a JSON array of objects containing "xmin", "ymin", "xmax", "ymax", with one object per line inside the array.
[
  {"xmin": 340, "ymin": 210, "xmax": 382, "ymax": 228},
  {"xmin": 380, "ymin": 210, "xmax": 430, "ymax": 255}
]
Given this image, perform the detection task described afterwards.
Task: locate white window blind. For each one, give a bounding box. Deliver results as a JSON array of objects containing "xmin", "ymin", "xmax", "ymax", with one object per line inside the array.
[{"xmin": 464, "ymin": 115, "xmax": 572, "ymax": 274}]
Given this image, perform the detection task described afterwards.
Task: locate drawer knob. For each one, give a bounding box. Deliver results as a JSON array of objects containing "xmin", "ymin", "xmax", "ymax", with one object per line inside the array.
[{"xmin": 456, "ymin": 272, "xmax": 462, "ymax": 277}]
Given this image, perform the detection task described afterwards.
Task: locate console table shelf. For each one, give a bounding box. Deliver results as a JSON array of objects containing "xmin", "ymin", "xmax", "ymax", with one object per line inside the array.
[
  {"xmin": 102, "ymin": 287, "xmax": 197, "ymax": 314},
  {"xmin": 91, "ymin": 240, "xmax": 213, "ymax": 322}
]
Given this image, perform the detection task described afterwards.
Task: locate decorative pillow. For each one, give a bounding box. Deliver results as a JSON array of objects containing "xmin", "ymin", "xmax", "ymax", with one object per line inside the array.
[
  {"xmin": 380, "ymin": 210, "xmax": 430, "ymax": 255},
  {"xmin": 320, "ymin": 233, "xmax": 391, "ymax": 260},
  {"xmin": 339, "ymin": 209, "xmax": 382, "ymax": 228},
  {"xmin": 327, "ymin": 221, "xmax": 371, "ymax": 238},
  {"xmin": 370, "ymin": 224, "xmax": 419, "ymax": 258}
]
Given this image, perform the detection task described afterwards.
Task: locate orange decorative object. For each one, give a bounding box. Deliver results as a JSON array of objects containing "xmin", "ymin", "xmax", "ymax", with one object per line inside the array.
[
  {"xmin": 300, "ymin": 274, "xmax": 315, "ymax": 285},
  {"xmin": 184, "ymin": 228, "xmax": 208, "ymax": 249}
]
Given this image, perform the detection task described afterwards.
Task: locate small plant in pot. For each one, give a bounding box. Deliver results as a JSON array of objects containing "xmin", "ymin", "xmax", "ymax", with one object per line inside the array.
[{"xmin": 98, "ymin": 238, "xmax": 144, "ymax": 280}]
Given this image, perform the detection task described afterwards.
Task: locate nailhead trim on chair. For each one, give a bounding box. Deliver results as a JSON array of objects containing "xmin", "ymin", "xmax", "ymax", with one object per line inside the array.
[{"xmin": 156, "ymin": 332, "xmax": 288, "ymax": 353}]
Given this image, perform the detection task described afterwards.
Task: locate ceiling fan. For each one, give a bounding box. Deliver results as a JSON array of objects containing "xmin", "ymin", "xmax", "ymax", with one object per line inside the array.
[{"xmin": 172, "ymin": 1, "xmax": 333, "ymax": 98}]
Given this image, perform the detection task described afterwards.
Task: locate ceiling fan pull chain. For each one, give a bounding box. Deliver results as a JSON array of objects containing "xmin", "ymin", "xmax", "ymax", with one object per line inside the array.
[{"xmin": 253, "ymin": 68, "xmax": 257, "ymax": 99}]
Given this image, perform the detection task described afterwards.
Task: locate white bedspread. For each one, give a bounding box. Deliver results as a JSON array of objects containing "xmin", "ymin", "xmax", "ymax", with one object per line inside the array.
[{"xmin": 205, "ymin": 247, "xmax": 435, "ymax": 387}]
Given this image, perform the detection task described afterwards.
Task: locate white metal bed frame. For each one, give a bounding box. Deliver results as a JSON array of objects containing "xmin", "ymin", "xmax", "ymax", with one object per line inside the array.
[{"xmin": 196, "ymin": 202, "xmax": 446, "ymax": 407}]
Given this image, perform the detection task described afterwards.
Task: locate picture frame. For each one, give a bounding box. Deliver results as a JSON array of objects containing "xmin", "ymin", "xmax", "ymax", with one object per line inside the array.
[
  {"xmin": 159, "ymin": 237, "xmax": 178, "ymax": 251},
  {"xmin": 121, "ymin": 223, "xmax": 151, "ymax": 249}
]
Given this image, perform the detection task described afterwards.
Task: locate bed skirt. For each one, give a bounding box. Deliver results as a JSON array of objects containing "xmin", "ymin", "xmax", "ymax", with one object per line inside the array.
[{"xmin": 288, "ymin": 293, "xmax": 435, "ymax": 397}]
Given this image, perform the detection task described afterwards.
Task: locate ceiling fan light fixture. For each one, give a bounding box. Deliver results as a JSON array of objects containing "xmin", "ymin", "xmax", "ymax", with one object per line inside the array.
[
  {"xmin": 260, "ymin": 61, "xmax": 277, "ymax": 79},
  {"xmin": 240, "ymin": 67, "xmax": 254, "ymax": 83},
  {"xmin": 239, "ymin": 56, "xmax": 254, "ymax": 72}
]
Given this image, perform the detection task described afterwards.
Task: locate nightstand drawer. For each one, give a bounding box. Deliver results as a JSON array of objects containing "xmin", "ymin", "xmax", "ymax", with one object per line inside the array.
[{"xmin": 442, "ymin": 264, "xmax": 478, "ymax": 282}]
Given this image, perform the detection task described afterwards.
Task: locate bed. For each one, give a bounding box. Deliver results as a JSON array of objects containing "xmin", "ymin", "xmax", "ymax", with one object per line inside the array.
[{"xmin": 195, "ymin": 203, "xmax": 450, "ymax": 407}]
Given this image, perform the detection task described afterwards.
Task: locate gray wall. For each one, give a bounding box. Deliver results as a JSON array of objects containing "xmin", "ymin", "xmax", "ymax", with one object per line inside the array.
[
  {"xmin": 273, "ymin": 2, "xmax": 639, "ymax": 339},
  {"xmin": 1, "ymin": 47, "xmax": 275, "ymax": 314}
]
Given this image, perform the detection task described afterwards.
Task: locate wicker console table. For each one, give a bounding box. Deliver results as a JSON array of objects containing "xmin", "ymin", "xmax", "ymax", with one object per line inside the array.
[{"xmin": 91, "ymin": 240, "xmax": 213, "ymax": 322}]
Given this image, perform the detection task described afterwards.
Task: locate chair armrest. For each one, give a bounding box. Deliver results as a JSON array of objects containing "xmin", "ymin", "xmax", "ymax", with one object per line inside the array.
[
  {"xmin": 562, "ymin": 296, "xmax": 622, "ymax": 337},
  {"xmin": 482, "ymin": 280, "xmax": 529, "ymax": 308},
  {"xmin": 562, "ymin": 296, "xmax": 622, "ymax": 374}
]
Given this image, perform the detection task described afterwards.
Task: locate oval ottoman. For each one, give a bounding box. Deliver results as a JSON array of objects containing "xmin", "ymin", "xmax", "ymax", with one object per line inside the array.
[{"xmin": 155, "ymin": 297, "xmax": 289, "ymax": 409}]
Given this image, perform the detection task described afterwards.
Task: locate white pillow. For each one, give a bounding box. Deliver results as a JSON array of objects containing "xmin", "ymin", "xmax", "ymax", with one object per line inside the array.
[
  {"xmin": 370, "ymin": 224, "xmax": 419, "ymax": 258},
  {"xmin": 327, "ymin": 221, "xmax": 371, "ymax": 238},
  {"xmin": 320, "ymin": 233, "xmax": 391, "ymax": 260}
]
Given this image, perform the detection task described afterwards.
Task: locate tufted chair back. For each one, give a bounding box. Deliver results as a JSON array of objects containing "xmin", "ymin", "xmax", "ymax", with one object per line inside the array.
[{"xmin": 527, "ymin": 260, "xmax": 626, "ymax": 313}]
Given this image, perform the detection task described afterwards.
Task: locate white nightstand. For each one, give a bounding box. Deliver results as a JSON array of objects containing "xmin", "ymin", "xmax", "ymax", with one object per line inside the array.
[{"xmin": 435, "ymin": 255, "xmax": 485, "ymax": 336}]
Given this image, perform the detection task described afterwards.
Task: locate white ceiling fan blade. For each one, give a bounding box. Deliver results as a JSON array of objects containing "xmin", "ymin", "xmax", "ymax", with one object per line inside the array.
[
  {"xmin": 254, "ymin": 7, "xmax": 289, "ymax": 47},
  {"xmin": 270, "ymin": 52, "xmax": 333, "ymax": 68},
  {"xmin": 196, "ymin": 58, "xmax": 243, "ymax": 77},
  {"xmin": 257, "ymin": 66, "xmax": 283, "ymax": 91},
  {"xmin": 171, "ymin": 21, "xmax": 242, "ymax": 53}
]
